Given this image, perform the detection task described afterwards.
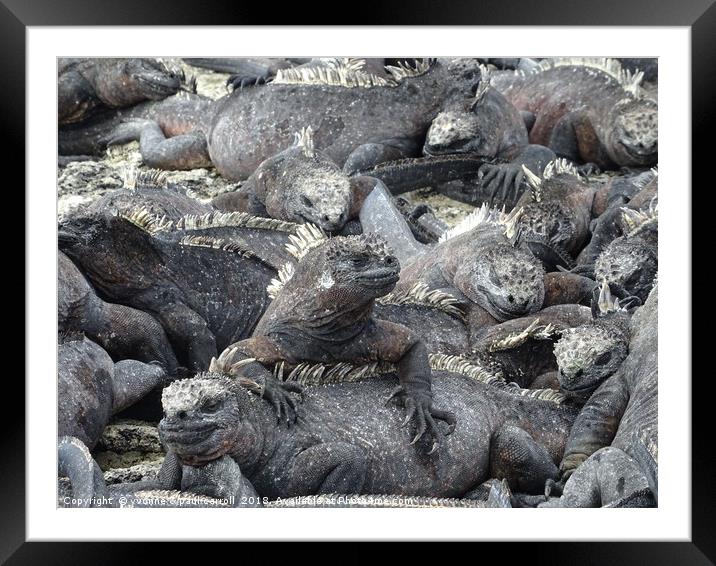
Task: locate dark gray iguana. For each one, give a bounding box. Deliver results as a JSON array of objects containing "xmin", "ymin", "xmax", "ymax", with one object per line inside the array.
[
  {"xmin": 210, "ymin": 229, "xmax": 457, "ymax": 452},
  {"xmin": 58, "ymin": 334, "xmax": 167, "ymax": 450},
  {"xmin": 490, "ymin": 58, "xmax": 658, "ymax": 170},
  {"xmin": 157, "ymin": 369, "xmax": 577, "ymax": 498},
  {"xmin": 74, "ymin": 58, "xmax": 486, "ymax": 179},
  {"xmin": 211, "ymin": 127, "xmax": 377, "ymax": 233},
  {"xmin": 58, "ymin": 211, "xmax": 279, "ymax": 372},
  {"xmin": 59, "ymin": 250, "xmax": 179, "ymax": 372},
  {"xmin": 58, "ymin": 58, "xmax": 184, "ymax": 126},
  {"xmin": 558, "ymin": 283, "xmax": 657, "ymax": 483}
]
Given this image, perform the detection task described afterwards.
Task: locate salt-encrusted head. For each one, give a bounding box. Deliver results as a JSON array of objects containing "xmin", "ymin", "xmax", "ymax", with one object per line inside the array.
[
  {"xmin": 159, "ymin": 374, "xmax": 260, "ymax": 466},
  {"xmin": 454, "ymin": 243, "xmax": 545, "ymax": 321},
  {"xmin": 595, "ymin": 237, "xmax": 657, "ymax": 304},
  {"xmin": 254, "ymin": 127, "xmax": 353, "ymax": 232},
  {"xmin": 554, "ymin": 321, "xmax": 629, "ymax": 399},
  {"xmin": 608, "ymin": 97, "xmax": 658, "ymax": 167}
]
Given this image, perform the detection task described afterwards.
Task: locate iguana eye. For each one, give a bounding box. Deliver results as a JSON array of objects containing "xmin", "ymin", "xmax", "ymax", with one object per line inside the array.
[
  {"xmin": 351, "ymin": 256, "xmax": 368, "ymax": 267},
  {"xmin": 301, "ymin": 195, "xmax": 314, "ymax": 208},
  {"xmin": 204, "ymin": 400, "xmax": 221, "ymax": 413},
  {"xmin": 594, "ymin": 351, "xmax": 612, "ymax": 366}
]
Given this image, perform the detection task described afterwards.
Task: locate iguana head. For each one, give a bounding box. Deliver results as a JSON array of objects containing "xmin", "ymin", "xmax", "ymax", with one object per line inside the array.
[
  {"xmin": 594, "ymin": 238, "xmax": 657, "ymax": 304},
  {"xmin": 607, "ymin": 98, "xmax": 658, "ymax": 167},
  {"xmin": 554, "ymin": 322, "xmax": 629, "ymax": 399},
  {"xmin": 554, "ymin": 282, "xmax": 630, "ymax": 400},
  {"xmin": 94, "ymin": 58, "xmax": 183, "ymax": 106},
  {"xmin": 307, "ymin": 233, "xmax": 400, "ymax": 300},
  {"xmin": 159, "ymin": 374, "xmax": 256, "ymax": 466},
  {"xmin": 423, "ymin": 67, "xmax": 527, "ymax": 158},
  {"xmin": 455, "ymin": 240, "xmax": 545, "ymax": 321},
  {"xmin": 256, "ymin": 128, "xmax": 353, "ymax": 232}
]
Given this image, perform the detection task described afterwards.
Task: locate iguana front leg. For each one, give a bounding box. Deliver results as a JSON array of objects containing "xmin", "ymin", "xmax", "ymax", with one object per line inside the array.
[
  {"xmin": 559, "ymin": 373, "xmax": 630, "ymax": 480},
  {"xmin": 479, "ymin": 144, "xmax": 555, "ymax": 207},
  {"xmin": 106, "ymin": 119, "xmax": 212, "ymax": 170},
  {"xmin": 154, "ymin": 302, "xmax": 217, "ymax": 372},
  {"xmin": 212, "ymin": 336, "xmax": 304, "ymax": 425},
  {"xmin": 374, "ymin": 320, "xmax": 456, "ymax": 453}
]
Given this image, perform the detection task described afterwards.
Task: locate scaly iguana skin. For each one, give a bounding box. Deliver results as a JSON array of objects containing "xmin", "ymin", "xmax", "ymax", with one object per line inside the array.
[
  {"xmin": 58, "ymin": 212, "xmax": 278, "ymax": 372},
  {"xmin": 516, "ymin": 159, "xmax": 600, "ymax": 271},
  {"xmin": 593, "ymin": 199, "xmax": 658, "ymax": 304},
  {"xmin": 558, "ymin": 284, "xmax": 657, "ymax": 482},
  {"xmin": 420, "ymin": 66, "xmax": 556, "ymax": 208},
  {"xmin": 58, "ymin": 435, "xmax": 512, "ymax": 508},
  {"xmin": 58, "ymin": 58, "xmax": 183, "ymax": 126},
  {"xmin": 70, "ymin": 58, "xmax": 483, "ymax": 179},
  {"xmin": 58, "ymin": 335, "xmax": 166, "ymax": 450},
  {"xmin": 537, "ymin": 446, "xmax": 654, "ymax": 508},
  {"xmin": 58, "ymin": 437, "xmax": 260, "ymax": 507},
  {"xmin": 575, "ymin": 169, "xmax": 657, "ymax": 272},
  {"xmin": 211, "ymin": 127, "xmax": 377, "ymax": 233},
  {"xmin": 213, "ymin": 230, "xmax": 456, "ymax": 451},
  {"xmin": 59, "ymin": 250, "xmax": 179, "ymax": 372},
  {"xmin": 157, "ymin": 369, "xmax": 576, "ymax": 498},
  {"xmin": 490, "ymin": 58, "xmax": 658, "ymax": 169}
]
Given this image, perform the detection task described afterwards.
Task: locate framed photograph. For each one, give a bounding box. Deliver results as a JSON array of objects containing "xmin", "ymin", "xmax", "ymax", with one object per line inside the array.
[{"xmin": 10, "ymin": 0, "xmax": 705, "ymax": 560}]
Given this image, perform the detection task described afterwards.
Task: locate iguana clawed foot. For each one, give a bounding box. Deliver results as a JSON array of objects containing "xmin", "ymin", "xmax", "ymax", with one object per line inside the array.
[
  {"xmin": 386, "ymin": 385, "xmax": 456, "ymax": 454},
  {"xmin": 479, "ymin": 162, "xmax": 525, "ymax": 205},
  {"xmin": 258, "ymin": 375, "xmax": 303, "ymax": 427}
]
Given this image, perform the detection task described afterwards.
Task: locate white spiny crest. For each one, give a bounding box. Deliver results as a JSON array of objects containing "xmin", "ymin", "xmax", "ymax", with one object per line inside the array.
[
  {"xmin": 521, "ymin": 165, "xmax": 544, "ymax": 202},
  {"xmin": 274, "ymin": 58, "xmax": 397, "ymax": 89},
  {"xmin": 266, "ymin": 262, "xmax": 296, "ymax": 300},
  {"xmin": 428, "ymin": 353, "xmax": 505, "ymax": 386},
  {"xmin": 175, "ymin": 211, "xmax": 300, "ymax": 233},
  {"xmin": 121, "ymin": 167, "xmax": 169, "ymax": 191},
  {"xmin": 377, "ymin": 282, "xmax": 466, "ymax": 321},
  {"xmin": 293, "ymin": 126, "xmax": 315, "ymax": 158},
  {"xmin": 597, "ymin": 280, "xmax": 624, "ymax": 314},
  {"xmin": 488, "ymin": 318, "xmax": 559, "ymax": 352},
  {"xmin": 285, "ymin": 223, "xmax": 327, "ymax": 260},
  {"xmin": 438, "ymin": 203, "xmax": 523, "ymax": 243},
  {"xmin": 542, "ymin": 158, "xmax": 580, "ymax": 180},
  {"xmin": 471, "ymin": 64, "xmax": 492, "ymax": 107},
  {"xmin": 118, "ymin": 207, "xmax": 173, "ymax": 234},
  {"xmin": 527, "ymin": 57, "xmax": 644, "ymax": 98},
  {"xmin": 281, "ymin": 360, "xmax": 395, "ymax": 386},
  {"xmin": 384, "ymin": 58, "xmax": 435, "ymax": 82},
  {"xmin": 620, "ymin": 197, "xmax": 658, "ymax": 237},
  {"xmin": 178, "ymin": 235, "xmax": 255, "ymax": 258}
]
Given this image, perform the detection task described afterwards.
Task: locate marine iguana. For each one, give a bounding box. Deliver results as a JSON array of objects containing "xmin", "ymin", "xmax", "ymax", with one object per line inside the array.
[
  {"xmin": 211, "ymin": 127, "xmax": 376, "ymax": 233},
  {"xmin": 558, "ymin": 284, "xmax": 657, "ymax": 482},
  {"xmin": 58, "ymin": 210, "xmax": 279, "ymax": 372},
  {"xmin": 80, "ymin": 58, "xmax": 485, "ymax": 179},
  {"xmin": 157, "ymin": 368, "xmax": 576, "ymax": 498},
  {"xmin": 58, "ymin": 58, "xmax": 184, "ymax": 126},
  {"xmin": 516, "ymin": 159, "xmax": 600, "ymax": 270},
  {"xmin": 212, "ymin": 228, "xmax": 456, "ymax": 451},
  {"xmin": 536, "ymin": 446, "xmax": 655, "ymax": 508},
  {"xmin": 575, "ymin": 169, "xmax": 658, "ymax": 271},
  {"xmin": 490, "ymin": 58, "xmax": 658, "ymax": 170},
  {"xmin": 59, "ymin": 335, "xmax": 167, "ymax": 450},
  {"xmin": 58, "ymin": 435, "xmax": 513, "ymax": 508},
  {"xmin": 420, "ymin": 65, "xmax": 556, "ymax": 208},
  {"xmin": 59, "ymin": 250, "xmax": 179, "ymax": 371},
  {"xmin": 593, "ymin": 199, "xmax": 658, "ymax": 304},
  {"xmin": 394, "ymin": 204, "xmax": 546, "ymax": 338}
]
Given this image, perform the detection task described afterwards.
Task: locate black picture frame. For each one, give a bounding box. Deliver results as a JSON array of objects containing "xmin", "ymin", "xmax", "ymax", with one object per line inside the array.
[{"xmin": 9, "ymin": 0, "xmax": 705, "ymax": 561}]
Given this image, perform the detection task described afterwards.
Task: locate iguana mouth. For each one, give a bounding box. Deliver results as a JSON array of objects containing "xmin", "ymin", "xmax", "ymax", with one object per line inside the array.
[
  {"xmin": 356, "ymin": 268, "xmax": 400, "ymax": 289},
  {"xmin": 134, "ymin": 73, "xmax": 181, "ymax": 97}
]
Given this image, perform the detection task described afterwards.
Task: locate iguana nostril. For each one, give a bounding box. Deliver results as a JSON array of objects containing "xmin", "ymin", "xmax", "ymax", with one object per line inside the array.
[
  {"xmin": 508, "ymin": 295, "xmax": 515, "ymax": 303},
  {"xmin": 178, "ymin": 410, "xmax": 187, "ymax": 420}
]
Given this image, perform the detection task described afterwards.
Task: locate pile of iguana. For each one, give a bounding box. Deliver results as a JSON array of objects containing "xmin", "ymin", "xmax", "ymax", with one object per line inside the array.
[{"xmin": 56, "ymin": 56, "xmax": 659, "ymax": 509}]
